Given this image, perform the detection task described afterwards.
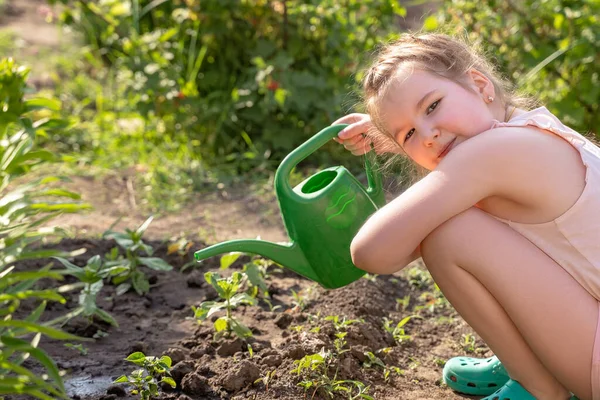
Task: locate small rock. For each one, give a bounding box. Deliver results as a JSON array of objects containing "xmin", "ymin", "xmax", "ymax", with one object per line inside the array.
[
  {"xmin": 180, "ymin": 339, "xmax": 197, "ymax": 349},
  {"xmin": 196, "ymin": 364, "xmax": 212, "ymax": 376},
  {"xmin": 181, "ymin": 372, "xmax": 211, "ymax": 395},
  {"xmin": 190, "ymin": 343, "xmax": 214, "ymax": 358},
  {"xmin": 293, "ymin": 313, "xmax": 307, "ymax": 322},
  {"xmin": 186, "ymin": 271, "xmax": 204, "ymax": 288},
  {"xmin": 261, "ymin": 348, "xmax": 280, "ymax": 358},
  {"xmin": 217, "ymin": 338, "xmax": 244, "ymax": 357},
  {"xmin": 220, "ymin": 360, "xmax": 261, "ymax": 391},
  {"xmin": 254, "ymin": 312, "xmax": 268, "ymax": 321},
  {"xmin": 177, "ymin": 395, "xmax": 193, "ymax": 400},
  {"xmin": 106, "ymin": 385, "xmax": 126, "ymax": 397},
  {"xmin": 165, "ymin": 347, "xmax": 187, "ymax": 365},
  {"xmin": 261, "ymin": 355, "xmax": 282, "ymax": 367},
  {"xmin": 98, "ymin": 395, "xmax": 117, "ymax": 400},
  {"xmin": 171, "ymin": 360, "xmax": 196, "ymax": 384},
  {"xmin": 283, "ymin": 345, "xmax": 306, "ymax": 360},
  {"xmin": 350, "ymin": 345, "xmax": 369, "ymax": 363},
  {"xmin": 274, "ymin": 313, "xmax": 293, "ymax": 329},
  {"xmin": 128, "ymin": 341, "xmax": 148, "ymax": 354}
]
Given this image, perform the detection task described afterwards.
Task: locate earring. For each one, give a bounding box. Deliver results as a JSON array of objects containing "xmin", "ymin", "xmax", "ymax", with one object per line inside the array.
[{"xmin": 487, "ymin": 96, "xmax": 494, "ymax": 103}]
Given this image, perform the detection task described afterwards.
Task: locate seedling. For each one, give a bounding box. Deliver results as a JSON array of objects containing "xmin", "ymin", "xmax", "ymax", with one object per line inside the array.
[
  {"xmin": 382, "ymin": 315, "xmax": 421, "ymax": 345},
  {"xmin": 290, "ymin": 284, "xmax": 319, "ymax": 312},
  {"xmin": 254, "ymin": 369, "xmax": 277, "ymax": 393},
  {"xmin": 53, "ymin": 255, "xmax": 119, "ymax": 327},
  {"xmin": 291, "ymin": 349, "xmax": 373, "ymax": 399},
  {"xmin": 324, "ymin": 315, "xmax": 364, "ymax": 331},
  {"xmin": 333, "ymin": 332, "xmax": 349, "ymax": 356},
  {"xmin": 363, "ymin": 351, "xmax": 404, "ymax": 382},
  {"xmin": 114, "ymin": 352, "xmax": 176, "ymax": 400},
  {"xmin": 218, "ymin": 253, "xmax": 280, "ymax": 297},
  {"xmin": 416, "ymin": 284, "xmax": 450, "ymax": 313},
  {"xmin": 191, "ymin": 271, "xmax": 256, "ymax": 340},
  {"xmin": 103, "ymin": 216, "xmax": 174, "ymax": 295},
  {"xmin": 461, "ymin": 333, "xmax": 476, "ymax": 353},
  {"xmin": 290, "ymin": 289, "xmax": 307, "ymax": 311},
  {"xmin": 64, "ymin": 343, "xmax": 88, "ymax": 355},
  {"xmin": 362, "ymin": 273, "xmax": 378, "ymax": 282},
  {"xmin": 262, "ymin": 297, "xmax": 282, "ymax": 312},
  {"xmin": 395, "ymin": 295, "xmax": 410, "ymax": 311},
  {"xmin": 405, "ymin": 265, "xmax": 432, "ymax": 289}
]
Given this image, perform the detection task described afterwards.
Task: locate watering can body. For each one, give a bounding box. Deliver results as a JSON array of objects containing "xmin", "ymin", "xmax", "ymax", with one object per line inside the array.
[{"xmin": 194, "ymin": 125, "xmax": 386, "ymax": 289}]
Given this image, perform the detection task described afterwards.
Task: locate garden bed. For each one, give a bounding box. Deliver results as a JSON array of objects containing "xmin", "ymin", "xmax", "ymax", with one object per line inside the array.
[{"xmin": 13, "ymin": 238, "xmax": 486, "ymax": 400}]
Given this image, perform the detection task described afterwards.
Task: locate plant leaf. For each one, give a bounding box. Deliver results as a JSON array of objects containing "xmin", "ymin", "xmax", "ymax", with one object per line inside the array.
[{"xmin": 138, "ymin": 257, "xmax": 173, "ymax": 271}]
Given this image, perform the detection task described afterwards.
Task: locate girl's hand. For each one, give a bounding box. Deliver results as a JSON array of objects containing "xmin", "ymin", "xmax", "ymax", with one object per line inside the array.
[{"xmin": 332, "ymin": 113, "xmax": 389, "ymax": 155}]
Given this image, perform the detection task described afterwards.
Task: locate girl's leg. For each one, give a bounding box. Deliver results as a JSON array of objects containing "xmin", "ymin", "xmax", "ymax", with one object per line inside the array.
[{"xmin": 420, "ymin": 207, "xmax": 597, "ymax": 400}]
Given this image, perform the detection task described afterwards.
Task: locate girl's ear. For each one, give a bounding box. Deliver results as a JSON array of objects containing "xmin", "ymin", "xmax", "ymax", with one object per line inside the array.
[{"xmin": 467, "ymin": 68, "xmax": 495, "ymax": 99}]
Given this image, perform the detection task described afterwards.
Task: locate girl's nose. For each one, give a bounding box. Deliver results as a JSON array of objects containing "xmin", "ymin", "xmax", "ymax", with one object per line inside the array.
[{"xmin": 422, "ymin": 127, "xmax": 441, "ymax": 147}]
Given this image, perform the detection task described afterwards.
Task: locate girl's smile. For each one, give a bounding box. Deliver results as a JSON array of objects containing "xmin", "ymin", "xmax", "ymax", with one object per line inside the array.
[{"xmin": 379, "ymin": 69, "xmax": 505, "ymax": 170}]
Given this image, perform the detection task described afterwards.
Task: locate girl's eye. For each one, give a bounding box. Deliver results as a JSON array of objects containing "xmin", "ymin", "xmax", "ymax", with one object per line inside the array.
[
  {"xmin": 427, "ymin": 100, "xmax": 440, "ymax": 114},
  {"xmin": 404, "ymin": 128, "xmax": 415, "ymax": 143}
]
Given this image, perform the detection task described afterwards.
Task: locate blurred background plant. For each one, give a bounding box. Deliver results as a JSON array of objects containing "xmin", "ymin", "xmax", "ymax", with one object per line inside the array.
[
  {"xmin": 4, "ymin": 0, "xmax": 594, "ymax": 212},
  {"xmin": 39, "ymin": 0, "xmax": 406, "ymax": 210},
  {"xmin": 0, "ymin": 57, "xmax": 89, "ymax": 399},
  {"xmin": 431, "ymin": 0, "xmax": 599, "ymax": 134}
]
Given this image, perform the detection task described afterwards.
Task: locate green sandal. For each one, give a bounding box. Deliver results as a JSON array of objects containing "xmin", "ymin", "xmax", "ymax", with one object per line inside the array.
[
  {"xmin": 482, "ymin": 379, "xmax": 536, "ymax": 400},
  {"xmin": 443, "ymin": 355, "xmax": 509, "ymax": 396}
]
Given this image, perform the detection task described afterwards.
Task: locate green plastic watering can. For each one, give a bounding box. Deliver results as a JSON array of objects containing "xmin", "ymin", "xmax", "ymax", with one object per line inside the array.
[{"xmin": 194, "ymin": 124, "xmax": 386, "ymax": 289}]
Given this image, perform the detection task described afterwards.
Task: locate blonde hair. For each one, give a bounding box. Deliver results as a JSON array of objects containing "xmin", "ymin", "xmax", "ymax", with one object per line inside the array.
[{"xmin": 362, "ymin": 33, "xmax": 535, "ymax": 183}]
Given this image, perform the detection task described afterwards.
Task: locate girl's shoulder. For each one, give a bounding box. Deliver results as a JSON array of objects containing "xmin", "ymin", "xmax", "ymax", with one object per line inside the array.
[{"xmin": 444, "ymin": 122, "xmax": 586, "ymax": 222}]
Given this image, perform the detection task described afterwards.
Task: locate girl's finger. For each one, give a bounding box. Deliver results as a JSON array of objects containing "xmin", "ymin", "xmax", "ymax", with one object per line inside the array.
[{"xmin": 331, "ymin": 113, "xmax": 364, "ymax": 126}]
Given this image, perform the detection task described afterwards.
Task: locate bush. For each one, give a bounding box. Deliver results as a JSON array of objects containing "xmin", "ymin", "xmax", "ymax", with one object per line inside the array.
[
  {"xmin": 0, "ymin": 58, "xmax": 90, "ymax": 399},
  {"xmin": 48, "ymin": 0, "xmax": 407, "ymax": 171},
  {"xmin": 431, "ymin": 0, "xmax": 599, "ymax": 135}
]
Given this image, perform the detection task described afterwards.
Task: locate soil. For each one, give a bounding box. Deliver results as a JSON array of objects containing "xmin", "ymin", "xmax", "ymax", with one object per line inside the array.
[
  {"xmin": 10, "ymin": 237, "xmax": 488, "ymax": 400},
  {"xmin": 2, "ymin": 1, "xmax": 491, "ymax": 399}
]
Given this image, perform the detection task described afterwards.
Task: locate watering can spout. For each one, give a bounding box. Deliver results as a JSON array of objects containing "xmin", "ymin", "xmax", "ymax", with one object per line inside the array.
[{"xmin": 194, "ymin": 240, "xmax": 317, "ymax": 282}]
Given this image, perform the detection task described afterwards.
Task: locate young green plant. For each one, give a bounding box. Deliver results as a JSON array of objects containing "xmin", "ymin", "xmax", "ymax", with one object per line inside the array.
[
  {"xmin": 103, "ymin": 216, "xmax": 174, "ymax": 295},
  {"xmin": 113, "ymin": 352, "xmax": 176, "ymax": 400},
  {"xmin": 52, "ymin": 255, "xmax": 119, "ymax": 327},
  {"xmin": 191, "ymin": 271, "xmax": 256, "ymax": 340},
  {"xmin": 291, "ymin": 349, "xmax": 374, "ymax": 400}
]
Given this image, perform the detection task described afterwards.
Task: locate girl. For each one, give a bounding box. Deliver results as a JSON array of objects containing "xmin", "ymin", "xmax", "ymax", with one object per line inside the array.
[{"xmin": 333, "ymin": 33, "xmax": 599, "ymax": 400}]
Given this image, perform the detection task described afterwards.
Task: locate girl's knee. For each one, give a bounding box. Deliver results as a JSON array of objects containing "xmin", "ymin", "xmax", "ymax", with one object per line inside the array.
[
  {"xmin": 421, "ymin": 207, "xmax": 485, "ymax": 258},
  {"xmin": 421, "ymin": 207, "xmax": 488, "ymax": 263}
]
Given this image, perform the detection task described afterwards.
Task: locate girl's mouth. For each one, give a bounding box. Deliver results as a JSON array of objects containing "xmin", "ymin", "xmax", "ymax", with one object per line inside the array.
[{"xmin": 438, "ymin": 138, "xmax": 456, "ymax": 158}]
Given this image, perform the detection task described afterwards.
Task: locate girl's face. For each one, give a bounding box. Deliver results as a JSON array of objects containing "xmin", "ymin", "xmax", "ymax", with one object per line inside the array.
[{"xmin": 378, "ymin": 68, "xmax": 499, "ymax": 170}]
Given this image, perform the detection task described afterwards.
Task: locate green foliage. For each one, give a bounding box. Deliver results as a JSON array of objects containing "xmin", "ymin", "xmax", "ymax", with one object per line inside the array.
[
  {"xmin": 0, "ymin": 266, "xmax": 85, "ymax": 400},
  {"xmin": 218, "ymin": 252, "xmax": 278, "ymax": 299},
  {"xmin": 52, "ymin": 255, "xmax": 119, "ymax": 327},
  {"xmin": 191, "ymin": 271, "xmax": 256, "ymax": 340},
  {"xmin": 363, "ymin": 351, "xmax": 403, "ymax": 382},
  {"xmin": 0, "ymin": 58, "xmax": 89, "ymax": 399},
  {"xmin": 102, "ymin": 216, "xmax": 174, "ymax": 295},
  {"xmin": 47, "ymin": 0, "xmax": 406, "ymax": 175},
  {"xmin": 324, "ymin": 315, "xmax": 364, "ymax": 331},
  {"xmin": 382, "ymin": 315, "xmax": 421, "ymax": 345},
  {"xmin": 114, "ymin": 352, "xmax": 176, "ymax": 400},
  {"xmin": 433, "ymin": 0, "xmax": 599, "ymax": 135},
  {"xmin": 291, "ymin": 348, "xmax": 374, "ymax": 399}
]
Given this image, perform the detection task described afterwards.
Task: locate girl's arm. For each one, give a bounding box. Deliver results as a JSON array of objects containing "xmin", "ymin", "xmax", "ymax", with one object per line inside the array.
[{"xmin": 350, "ymin": 127, "xmax": 547, "ymax": 275}]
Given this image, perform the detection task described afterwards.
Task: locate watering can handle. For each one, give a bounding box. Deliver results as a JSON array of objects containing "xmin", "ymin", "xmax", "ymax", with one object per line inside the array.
[{"xmin": 275, "ymin": 124, "xmax": 385, "ymax": 206}]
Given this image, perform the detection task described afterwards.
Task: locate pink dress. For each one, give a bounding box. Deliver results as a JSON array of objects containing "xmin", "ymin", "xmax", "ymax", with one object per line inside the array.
[{"xmin": 490, "ymin": 107, "xmax": 600, "ymax": 397}]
